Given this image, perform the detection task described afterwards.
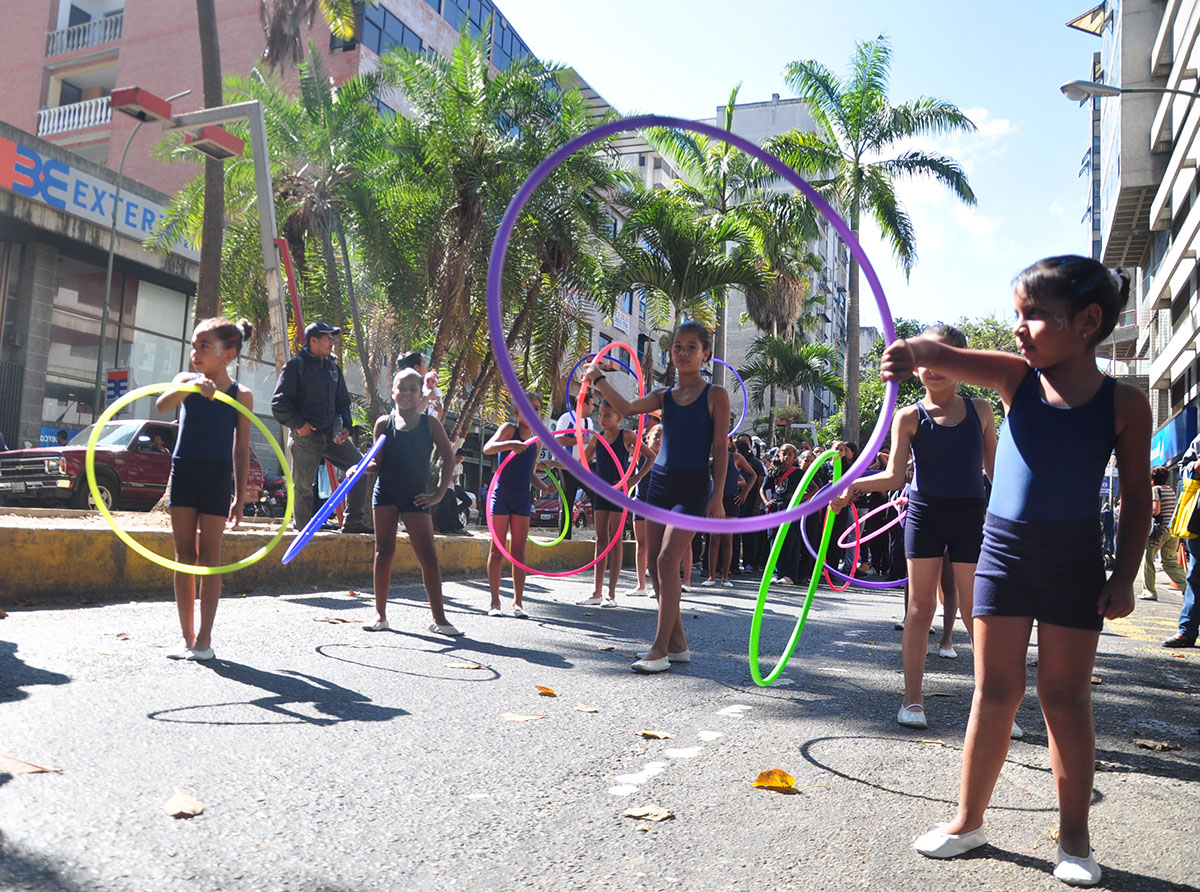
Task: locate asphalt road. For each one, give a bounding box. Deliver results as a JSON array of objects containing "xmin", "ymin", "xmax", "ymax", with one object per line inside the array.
[{"xmin": 1, "ymin": 564, "xmax": 1197, "ymax": 892}]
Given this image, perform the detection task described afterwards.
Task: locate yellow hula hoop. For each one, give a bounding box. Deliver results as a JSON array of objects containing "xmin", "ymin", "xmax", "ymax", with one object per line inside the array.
[{"xmin": 86, "ymin": 381, "xmax": 294, "ymax": 575}]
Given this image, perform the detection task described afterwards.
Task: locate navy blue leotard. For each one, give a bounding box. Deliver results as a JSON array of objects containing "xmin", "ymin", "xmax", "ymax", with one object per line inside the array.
[
  {"xmin": 491, "ymin": 425, "xmax": 537, "ymax": 518},
  {"xmin": 169, "ymin": 379, "xmax": 238, "ymax": 517},
  {"xmin": 373, "ymin": 412, "xmax": 433, "ymax": 513},
  {"xmin": 647, "ymin": 384, "xmax": 713, "ymax": 517}
]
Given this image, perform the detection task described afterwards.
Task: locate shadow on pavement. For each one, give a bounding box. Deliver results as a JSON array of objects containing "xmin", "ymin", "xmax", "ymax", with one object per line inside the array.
[
  {"xmin": 146, "ymin": 661, "xmax": 408, "ymax": 726},
  {"xmin": 982, "ymin": 845, "xmax": 1200, "ymax": 892},
  {"xmin": 0, "ymin": 640, "xmax": 70, "ymax": 703}
]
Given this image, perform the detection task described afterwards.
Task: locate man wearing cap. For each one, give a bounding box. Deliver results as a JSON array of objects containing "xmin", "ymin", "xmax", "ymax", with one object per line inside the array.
[{"xmin": 271, "ymin": 322, "xmax": 371, "ymax": 533}]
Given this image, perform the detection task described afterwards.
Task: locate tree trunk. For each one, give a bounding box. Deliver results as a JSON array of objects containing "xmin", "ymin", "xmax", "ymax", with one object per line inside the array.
[
  {"xmin": 843, "ymin": 243, "xmax": 861, "ymax": 445},
  {"xmin": 335, "ymin": 218, "xmax": 380, "ymax": 414},
  {"xmin": 712, "ymin": 285, "xmax": 726, "ymax": 388},
  {"xmin": 767, "ymin": 318, "xmax": 778, "ymax": 446},
  {"xmin": 318, "ymin": 231, "xmax": 347, "ymax": 333},
  {"xmin": 194, "ymin": 0, "xmax": 224, "ymax": 322}
]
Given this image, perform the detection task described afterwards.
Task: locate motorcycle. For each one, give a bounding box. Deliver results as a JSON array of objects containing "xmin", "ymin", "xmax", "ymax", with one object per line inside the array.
[{"xmin": 252, "ymin": 474, "xmax": 287, "ymax": 518}]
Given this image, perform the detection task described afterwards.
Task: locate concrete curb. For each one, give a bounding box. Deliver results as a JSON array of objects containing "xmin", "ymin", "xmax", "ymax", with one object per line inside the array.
[{"xmin": 0, "ymin": 524, "xmax": 635, "ymax": 600}]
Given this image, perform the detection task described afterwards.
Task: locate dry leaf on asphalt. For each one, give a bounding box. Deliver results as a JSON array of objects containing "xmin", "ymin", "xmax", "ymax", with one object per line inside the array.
[
  {"xmin": 923, "ymin": 691, "xmax": 955, "ymax": 697},
  {"xmin": 445, "ymin": 661, "xmax": 487, "ymax": 670},
  {"xmin": 0, "ymin": 754, "xmax": 59, "ymax": 774},
  {"xmin": 919, "ymin": 739, "xmax": 948, "ymax": 747},
  {"xmin": 637, "ymin": 823, "xmax": 652, "ymax": 831},
  {"xmin": 1091, "ymin": 676, "xmax": 1103, "ymax": 685},
  {"xmin": 535, "ymin": 686, "xmax": 557, "ymax": 697},
  {"xmin": 639, "ymin": 729, "xmax": 671, "ymax": 740},
  {"xmin": 751, "ymin": 769, "xmax": 795, "ymax": 792},
  {"xmin": 501, "ymin": 713, "xmax": 547, "ymax": 722},
  {"xmin": 313, "ymin": 616, "xmax": 354, "ymax": 624},
  {"xmin": 0, "ymin": 609, "xmax": 9, "ymax": 619},
  {"xmin": 350, "ymin": 643, "xmax": 375, "ymax": 649},
  {"xmin": 597, "ymin": 645, "xmax": 615, "ymax": 652},
  {"xmin": 163, "ymin": 788, "xmax": 204, "ymax": 819},
  {"xmin": 623, "ymin": 805, "xmax": 673, "ymax": 822},
  {"xmin": 1134, "ymin": 739, "xmax": 1181, "ymax": 751},
  {"xmin": 576, "ymin": 705, "xmax": 599, "ymax": 713},
  {"xmin": 116, "ymin": 633, "xmax": 131, "ymax": 641}
]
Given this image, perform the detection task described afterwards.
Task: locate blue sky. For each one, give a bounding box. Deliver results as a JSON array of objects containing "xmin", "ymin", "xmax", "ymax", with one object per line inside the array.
[{"xmin": 496, "ymin": 0, "xmax": 1104, "ymax": 335}]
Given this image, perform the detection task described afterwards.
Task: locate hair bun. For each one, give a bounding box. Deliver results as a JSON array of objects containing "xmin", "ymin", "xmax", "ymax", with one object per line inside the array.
[{"xmin": 238, "ymin": 318, "xmax": 253, "ymax": 341}]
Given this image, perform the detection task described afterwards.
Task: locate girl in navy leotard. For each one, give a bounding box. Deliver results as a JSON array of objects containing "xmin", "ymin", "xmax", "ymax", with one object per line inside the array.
[
  {"xmin": 154, "ymin": 317, "xmax": 255, "ymax": 662},
  {"xmin": 584, "ymin": 321, "xmax": 731, "ymax": 674},
  {"xmin": 483, "ymin": 392, "xmax": 555, "ymax": 618},
  {"xmin": 624, "ymin": 421, "xmax": 662, "ymax": 597},
  {"xmin": 888, "ymin": 258, "xmax": 1150, "ymax": 887},
  {"xmin": 835, "ymin": 325, "xmax": 998, "ymax": 732},
  {"xmin": 362, "ymin": 368, "xmax": 459, "ymax": 636},
  {"xmin": 579, "ymin": 401, "xmax": 641, "ymax": 606}
]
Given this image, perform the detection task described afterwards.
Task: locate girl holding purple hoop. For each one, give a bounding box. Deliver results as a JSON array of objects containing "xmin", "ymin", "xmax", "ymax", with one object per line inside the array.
[
  {"xmin": 583, "ymin": 321, "xmax": 730, "ymax": 673},
  {"xmin": 893, "ymin": 258, "xmax": 1150, "ymax": 887},
  {"xmin": 833, "ymin": 325, "xmax": 997, "ymax": 732}
]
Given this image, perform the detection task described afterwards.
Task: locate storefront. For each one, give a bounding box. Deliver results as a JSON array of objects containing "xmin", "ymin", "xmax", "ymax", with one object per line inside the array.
[
  {"xmin": 1150, "ymin": 406, "xmax": 1197, "ymax": 469},
  {"xmin": 0, "ymin": 121, "xmax": 198, "ymax": 449}
]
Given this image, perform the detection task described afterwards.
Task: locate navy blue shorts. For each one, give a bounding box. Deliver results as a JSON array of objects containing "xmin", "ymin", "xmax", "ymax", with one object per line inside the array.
[
  {"xmin": 489, "ymin": 488, "xmax": 532, "ymax": 518},
  {"xmin": 973, "ymin": 513, "xmax": 1105, "ymax": 632},
  {"xmin": 372, "ymin": 481, "xmax": 428, "ymax": 514},
  {"xmin": 904, "ymin": 493, "xmax": 985, "ymax": 562},
  {"xmin": 646, "ymin": 465, "xmax": 711, "ymax": 518},
  {"xmin": 168, "ymin": 458, "xmax": 232, "ymax": 517}
]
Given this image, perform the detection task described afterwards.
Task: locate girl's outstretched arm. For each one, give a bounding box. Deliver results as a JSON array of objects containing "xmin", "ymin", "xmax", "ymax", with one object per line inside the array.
[
  {"xmin": 883, "ymin": 340, "xmax": 1027, "ymax": 408},
  {"xmin": 417, "ymin": 416, "xmax": 456, "ymax": 508},
  {"xmin": 832, "ymin": 407, "xmax": 916, "ymax": 508},
  {"xmin": 1099, "ymin": 382, "xmax": 1152, "ymax": 620},
  {"xmin": 583, "ymin": 364, "xmax": 666, "ymax": 418},
  {"xmin": 975, "ymin": 398, "xmax": 998, "ymax": 483},
  {"xmin": 483, "ymin": 422, "xmax": 525, "ymax": 456}
]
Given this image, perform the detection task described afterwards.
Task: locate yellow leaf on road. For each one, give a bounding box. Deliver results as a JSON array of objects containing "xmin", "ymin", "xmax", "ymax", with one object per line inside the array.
[
  {"xmin": 535, "ymin": 685, "xmax": 557, "ymax": 697},
  {"xmin": 639, "ymin": 729, "xmax": 671, "ymax": 739},
  {"xmin": 752, "ymin": 769, "xmax": 795, "ymax": 791},
  {"xmin": 502, "ymin": 713, "xmax": 547, "ymax": 722},
  {"xmin": 575, "ymin": 705, "xmax": 599, "ymax": 713},
  {"xmin": 162, "ymin": 788, "xmax": 204, "ymax": 819},
  {"xmin": 446, "ymin": 661, "xmax": 488, "ymax": 669},
  {"xmin": 313, "ymin": 616, "xmax": 353, "ymax": 624},
  {"xmin": 1134, "ymin": 738, "xmax": 1180, "ymax": 751}
]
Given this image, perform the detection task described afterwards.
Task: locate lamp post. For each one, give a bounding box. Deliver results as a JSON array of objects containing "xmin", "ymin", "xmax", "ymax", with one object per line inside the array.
[
  {"xmin": 1060, "ymin": 79, "xmax": 1200, "ymax": 101},
  {"xmin": 92, "ymin": 88, "xmax": 191, "ymax": 418}
]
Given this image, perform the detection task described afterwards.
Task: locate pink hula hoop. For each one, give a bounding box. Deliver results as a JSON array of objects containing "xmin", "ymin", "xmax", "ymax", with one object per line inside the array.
[
  {"xmin": 486, "ymin": 428, "xmax": 629, "ymax": 578},
  {"xmin": 576, "ymin": 340, "xmax": 645, "ymax": 489},
  {"xmin": 836, "ymin": 495, "xmax": 909, "ymax": 549}
]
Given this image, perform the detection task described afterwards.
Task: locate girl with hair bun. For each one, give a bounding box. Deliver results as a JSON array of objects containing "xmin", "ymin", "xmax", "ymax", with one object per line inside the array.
[{"xmin": 155, "ymin": 316, "xmax": 255, "ymax": 662}]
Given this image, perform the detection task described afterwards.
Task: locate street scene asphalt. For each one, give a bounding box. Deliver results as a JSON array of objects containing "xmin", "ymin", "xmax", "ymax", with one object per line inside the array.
[{"xmin": 2, "ymin": 556, "xmax": 1197, "ymax": 892}]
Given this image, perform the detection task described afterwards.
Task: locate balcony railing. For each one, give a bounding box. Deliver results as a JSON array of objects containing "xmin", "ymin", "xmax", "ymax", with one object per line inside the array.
[
  {"xmin": 46, "ymin": 13, "xmax": 123, "ymax": 56},
  {"xmin": 37, "ymin": 96, "xmax": 112, "ymax": 136}
]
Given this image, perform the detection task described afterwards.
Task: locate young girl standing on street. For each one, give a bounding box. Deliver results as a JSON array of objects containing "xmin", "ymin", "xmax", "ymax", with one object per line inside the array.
[
  {"xmin": 363, "ymin": 368, "xmax": 460, "ymax": 636},
  {"xmin": 584, "ymin": 321, "xmax": 730, "ymax": 673},
  {"xmin": 578, "ymin": 400, "xmax": 641, "ymax": 607},
  {"xmin": 834, "ymin": 325, "xmax": 998, "ymax": 731},
  {"xmin": 483, "ymin": 392, "xmax": 555, "ymax": 617},
  {"xmin": 891, "ymin": 258, "xmax": 1150, "ymax": 887},
  {"xmin": 155, "ymin": 317, "xmax": 254, "ymax": 661}
]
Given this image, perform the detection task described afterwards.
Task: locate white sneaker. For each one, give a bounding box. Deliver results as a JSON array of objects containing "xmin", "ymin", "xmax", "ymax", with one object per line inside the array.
[
  {"xmin": 897, "ymin": 703, "xmax": 927, "ymax": 729},
  {"xmin": 721, "ymin": 580, "xmax": 734, "ymax": 588},
  {"xmin": 428, "ymin": 622, "xmax": 463, "ymax": 636},
  {"xmin": 700, "ymin": 579, "xmax": 717, "ymax": 587},
  {"xmin": 1010, "ymin": 720, "xmax": 1024, "ymax": 740},
  {"xmin": 938, "ymin": 646, "xmax": 957, "ymax": 659},
  {"xmin": 625, "ymin": 587, "xmax": 649, "ymax": 597},
  {"xmin": 600, "ymin": 598, "xmax": 617, "ymax": 608},
  {"xmin": 577, "ymin": 596, "xmax": 603, "ymax": 606},
  {"xmin": 1053, "ymin": 846, "xmax": 1101, "ymax": 886}
]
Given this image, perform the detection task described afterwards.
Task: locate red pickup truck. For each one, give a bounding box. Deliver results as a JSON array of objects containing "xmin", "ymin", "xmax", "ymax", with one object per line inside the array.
[{"xmin": 0, "ymin": 419, "xmax": 263, "ymax": 511}]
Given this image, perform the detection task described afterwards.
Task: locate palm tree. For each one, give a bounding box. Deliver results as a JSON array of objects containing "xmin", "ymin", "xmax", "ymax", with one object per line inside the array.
[
  {"xmin": 739, "ymin": 332, "xmax": 844, "ymax": 412},
  {"xmin": 604, "ymin": 190, "xmax": 768, "ymax": 385},
  {"xmin": 260, "ymin": 0, "xmax": 360, "ymax": 69},
  {"xmin": 767, "ymin": 35, "xmax": 976, "ymax": 444}
]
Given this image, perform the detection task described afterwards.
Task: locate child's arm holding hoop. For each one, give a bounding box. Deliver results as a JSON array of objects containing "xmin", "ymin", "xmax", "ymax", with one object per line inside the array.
[
  {"xmin": 418, "ymin": 417, "xmax": 456, "ymax": 508},
  {"xmin": 1099, "ymin": 383, "xmax": 1152, "ymax": 619},
  {"xmin": 882, "ymin": 341, "xmax": 1027, "ymax": 409},
  {"xmin": 583, "ymin": 364, "xmax": 665, "ymax": 418},
  {"xmin": 832, "ymin": 407, "xmax": 916, "ymax": 509}
]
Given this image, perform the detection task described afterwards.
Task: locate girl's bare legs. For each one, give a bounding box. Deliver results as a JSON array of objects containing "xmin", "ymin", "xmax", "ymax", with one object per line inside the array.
[
  {"xmin": 902, "ymin": 557, "xmax": 942, "ymax": 707},
  {"xmin": 487, "ymin": 513, "xmax": 511, "ymax": 611},
  {"xmin": 952, "ymin": 561, "xmax": 977, "ymax": 643},
  {"xmin": 643, "ymin": 522, "xmax": 693, "ymax": 659},
  {"xmin": 718, "ymin": 532, "xmax": 733, "ymax": 582},
  {"xmin": 170, "ymin": 507, "xmax": 201, "ymax": 647},
  {"xmin": 372, "ymin": 505, "xmax": 400, "ymax": 623},
  {"xmin": 944, "ymin": 615, "xmax": 1033, "ymax": 835},
  {"xmin": 191, "ymin": 514, "xmax": 226, "ymax": 653},
  {"xmin": 939, "ymin": 552, "xmax": 957, "ymax": 651},
  {"xmin": 403, "ymin": 511, "xmax": 449, "ymax": 626},
  {"xmin": 603, "ymin": 511, "xmax": 623, "ymax": 601},
  {"xmin": 632, "ymin": 518, "xmax": 648, "ymax": 590},
  {"xmin": 508, "ymin": 514, "xmax": 531, "ymax": 608},
  {"xmin": 1036, "ymin": 622, "xmax": 1101, "ymax": 858},
  {"xmin": 593, "ymin": 508, "xmax": 617, "ymax": 599}
]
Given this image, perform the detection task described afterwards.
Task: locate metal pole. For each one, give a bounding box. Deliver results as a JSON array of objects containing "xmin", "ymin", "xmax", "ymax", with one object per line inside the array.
[{"xmin": 245, "ymin": 102, "xmax": 289, "ymax": 372}]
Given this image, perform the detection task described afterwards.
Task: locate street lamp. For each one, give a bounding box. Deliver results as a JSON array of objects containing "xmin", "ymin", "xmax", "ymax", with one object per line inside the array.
[
  {"xmin": 92, "ymin": 87, "xmax": 192, "ymax": 418},
  {"xmin": 1060, "ymin": 79, "xmax": 1200, "ymax": 101}
]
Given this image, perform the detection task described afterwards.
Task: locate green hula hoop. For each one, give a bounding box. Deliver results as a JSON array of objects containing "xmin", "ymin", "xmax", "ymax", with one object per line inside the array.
[
  {"xmin": 748, "ymin": 448, "xmax": 841, "ymax": 686},
  {"xmin": 528, "ymin": 468, "xmax": 570, "ymax": 548},
  {"xmin": 86, "ymin": 381, "xmax": 294, "ymax": 575}
]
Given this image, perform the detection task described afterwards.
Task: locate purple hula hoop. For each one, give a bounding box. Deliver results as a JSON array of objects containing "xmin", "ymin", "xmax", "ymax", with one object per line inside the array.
[
  {"xmin": 800, "ymin": 495, "xmax": 908, "ymax": 589},
  {"xmin": 487, "ymin": 115, "xmax": 898, "ymax": 534}
]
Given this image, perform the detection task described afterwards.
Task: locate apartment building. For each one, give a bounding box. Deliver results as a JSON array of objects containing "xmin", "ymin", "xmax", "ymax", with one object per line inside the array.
[{"xmin": 1080, "ymin": 0, "xmax": 1200, "ymax": 465}]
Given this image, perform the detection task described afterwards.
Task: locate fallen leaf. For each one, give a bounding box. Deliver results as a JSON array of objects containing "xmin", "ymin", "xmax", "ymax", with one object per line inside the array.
[
  {"xmin": 575, "ymin": 704, "xmax": 599, "ymax": 713},
  {"xmin": 1094, "ymin": 760, "xmax": 1122, "ymax": 772},
  {"xmin": 597, "ymin": 645, "xmax": 615, "ymax": 652},
  {"xmin": 623, "ymin": 805, "xmax": 673, "ymax": 822},
  {"xmin": 501, "ymin": 713, "xmax": 547, "ymax": 722},
  {"xmin": 313, "ymin": 616, "xmax": 353, "ymax": 624},
  {"xmin": 1134, "ymin": 738, "xmax": 1181, "ymax": 751},
  {"xmin": 350, "ymin": 643, "xmax": 375, "ymax": 649},
  {"xmin": 751, "ymin": 769, "xmax": 795, "ymax": 792},
  {"xmin": 0, "ymin": 609, "xmax": 8, "ymax": 619},
  {"xmin": 163, "ymin": 788, "xmax": 204, "ymax": 819},
  {"xmin": 1091, "ymin": 676, "xmax": 1103, "ymax": 685},
  {"xmin": 0, "ymin": 754, "xmax": 59, "ymax": 774},
  {"xmin": 348, "ymin": 590, "xmax": 358, "ymax": 597},
  {"xmin": 639, "ymin": 729, "xmax": 671, "ymax": 740},
  {"xmin": 637, "ymin": 823, "xmax": 652, "ymax": 832},
  {"xmin": 535, "ymin": 685, "xmax": 557, "ymax": 697},
  {"xmin": 919, "ymin": 739, "xmax": 947, "ymax": 747},
  {"xmin": 445, "ymin": 661, "xmax": 487, "ymax": 670},
  {"xmin": 116, "ymin": 633, "xmax": 131, "ymax": 641}
]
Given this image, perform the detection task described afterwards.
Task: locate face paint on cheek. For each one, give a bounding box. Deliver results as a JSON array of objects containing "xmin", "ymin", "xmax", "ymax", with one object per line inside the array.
[{"xmin": 1051, "ymin": 314, "xmax": 1069, "ymax": 329}]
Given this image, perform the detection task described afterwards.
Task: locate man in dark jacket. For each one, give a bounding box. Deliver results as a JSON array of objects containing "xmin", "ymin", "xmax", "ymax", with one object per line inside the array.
[{"xmin": 271, "ymin": 322, "xmax": 370, "ymax": 532}]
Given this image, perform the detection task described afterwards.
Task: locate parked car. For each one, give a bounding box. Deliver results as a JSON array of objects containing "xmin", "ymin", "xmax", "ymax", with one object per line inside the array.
[
  {"xmin": 0, "ymin": 419, "xmax": 263, "ymax": 511},
  {"xmin": 530, "ymin": 491, "xmax": 594, "ymax": 529}
]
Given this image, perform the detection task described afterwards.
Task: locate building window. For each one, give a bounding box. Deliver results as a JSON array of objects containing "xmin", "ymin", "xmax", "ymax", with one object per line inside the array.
[
  {"xmin": 492, "ymin": 16, "xmax": 531, "ymax": 69},
  {"xmin": 361, "ymin": 2, "xmax": 423, "ymax": 56},
  {"xmin": 443, "ymin": 0, "xmax": 492, "ymax": 39},
  {"xmin": 620, "ymin": 291, "xmax": 633, "ymax": 314},
  {"xmin": 329, "ymin": 1, "xmax": 363, "ymax": 53},
  {"xmin": 423, "ymin": 0, "xmax": 441, "ymax": 11}
]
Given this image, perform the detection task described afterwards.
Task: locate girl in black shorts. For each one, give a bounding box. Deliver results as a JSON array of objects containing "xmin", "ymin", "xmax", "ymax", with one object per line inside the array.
[
  {"xmin": 833, "ymin": 325, "xmax": 997, "ymax": 731},
  {"xmin": 155, "ymin": 317, "xmax": 255, "ymax": 662}
]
